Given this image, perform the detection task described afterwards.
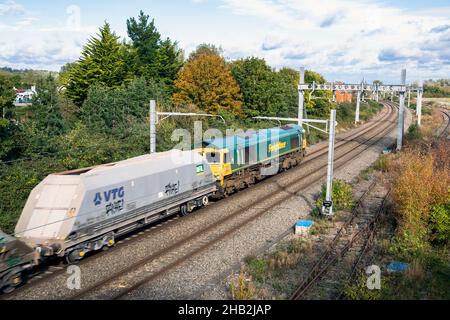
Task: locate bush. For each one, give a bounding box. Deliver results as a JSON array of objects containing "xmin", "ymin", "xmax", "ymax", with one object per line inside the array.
[
  {"xmin": 406, "ymin": 123, "xmax": 422, "ymax": 141},
  {"xmin": 373, "ymin": 155, "xmax": 390, "ymax": 172},
  {"xmin": 429, "ymin": 203, "xmax": 450, "ymax": 244},
  {"xmin": 245, "ymin": 256, "xmax": 268, "ymax": 283},
  {"xmin": 316, "ymin": 179, "xmax": 354, "ymax": 211},
  {"xmin": 389, "ymin": 145, "xmax": 449, "ymax": 259}
]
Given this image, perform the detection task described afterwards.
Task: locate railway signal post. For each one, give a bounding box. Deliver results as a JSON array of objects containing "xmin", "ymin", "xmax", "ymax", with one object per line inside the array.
[{"xmin": 322, "ymin": 109, "xmax": 337, "ymax": 216}]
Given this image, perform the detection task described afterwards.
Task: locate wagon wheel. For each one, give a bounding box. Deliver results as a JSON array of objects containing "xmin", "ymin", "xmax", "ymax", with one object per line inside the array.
[
  {"xmin": 180, "ymin": 204, "xmax": 189, "ymax": 217},
  {"xmin": 65, "ymin": 250, "xmax": 83, "ymax": 264},
  {"xmin": 2, "ymin": 271, "xmax": 23, "ymax": 294}
]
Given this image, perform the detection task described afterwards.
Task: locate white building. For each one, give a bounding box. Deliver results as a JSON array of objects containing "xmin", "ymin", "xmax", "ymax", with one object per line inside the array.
[{"xmin": 14, "ymin": 86, "xmax": 36, "ymax": 106}]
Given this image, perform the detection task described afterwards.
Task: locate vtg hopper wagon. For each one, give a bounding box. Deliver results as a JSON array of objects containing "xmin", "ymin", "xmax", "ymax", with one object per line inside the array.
[{"xmin": 14, "ymin": 150, "xmax": 217, "ymax": 263}]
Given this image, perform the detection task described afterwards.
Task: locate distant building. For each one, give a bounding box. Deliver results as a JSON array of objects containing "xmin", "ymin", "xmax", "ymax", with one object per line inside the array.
[
  {"xmin": 14, "ymin": 86, "xmax": 36, "ymax": 106},
  {"xmin": 335, "ymin": 91, "xmax": 352, "ymax": 103}
]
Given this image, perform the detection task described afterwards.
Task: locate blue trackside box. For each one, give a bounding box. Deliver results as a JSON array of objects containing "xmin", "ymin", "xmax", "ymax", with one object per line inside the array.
[
  {"xmin": 296, "ymin": 220, "xmax": 314, "ymax": 228},
  {"xmin": 387, "ymin": 261, "xmax": 409, "ymax": 272},
  {"xmin": 295, "ymin": 220, "xmax": 314, "ymax": 235}
]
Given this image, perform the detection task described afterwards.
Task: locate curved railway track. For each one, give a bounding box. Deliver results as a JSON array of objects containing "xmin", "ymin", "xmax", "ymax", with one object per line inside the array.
[
  {"xmin": 3, "ymin": 102, "xmax": 399, "ymax": 300},
  {"xmin": 67, "ymin": 102, "xmax": 399, "ymax": 300},
  {"xmin": 437, "ymin": 108, "xmax": 450, "ymax": 138}
]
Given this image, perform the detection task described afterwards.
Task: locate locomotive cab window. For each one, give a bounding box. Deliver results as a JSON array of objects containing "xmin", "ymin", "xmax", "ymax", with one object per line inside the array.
[
  {"xmin": 224, "ymin": 151, "xmax": 232, "ymax": 164},
  {"xmin": 206, "ymin": 152, "xmax": 221, "ymax": 164},
  {"xmin": 291, "ymin": 136, "xmax": 300, "ymax": 149}
]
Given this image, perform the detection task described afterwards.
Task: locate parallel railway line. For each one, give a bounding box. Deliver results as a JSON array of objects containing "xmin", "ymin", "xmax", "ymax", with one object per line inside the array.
[
  {"xmin": 3, "ymin": 102, "xmax": 399, "ymax": 300},
  {"xmin": 68, "ymin": 102, "xmax": 399, "ymax": 300}
]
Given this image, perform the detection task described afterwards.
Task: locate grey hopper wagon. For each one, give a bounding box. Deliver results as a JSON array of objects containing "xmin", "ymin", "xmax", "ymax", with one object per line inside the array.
[{"xmin": 15, "ymin": 150, "xmax": 217, "ymax": 263}]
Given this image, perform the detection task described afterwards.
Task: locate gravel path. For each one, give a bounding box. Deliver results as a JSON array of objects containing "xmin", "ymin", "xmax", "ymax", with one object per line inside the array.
[{"xmin": 4, "ymin": 103, "xmax": 411, "ymax": 300}]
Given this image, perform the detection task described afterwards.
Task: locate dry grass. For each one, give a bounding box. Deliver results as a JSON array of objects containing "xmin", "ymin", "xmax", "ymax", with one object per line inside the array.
[
  {"xmin": 229, "ymin": 272, "xmax": 256, "ymax": 300},
  {"xmin": 267, "ymin": 238, "xmax": 312, "ymax": 270},
  {"xmin": 405, "ymin": 259, "xmax": 425, "ymax": 282}
]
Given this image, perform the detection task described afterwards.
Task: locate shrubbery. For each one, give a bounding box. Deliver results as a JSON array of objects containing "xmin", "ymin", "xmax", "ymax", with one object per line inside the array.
[
  {"xmin": 316, "ymin": 179, "xmax": 355, "ymax": 212},
  {"xmin": 383, "ymin": 135, "xmax": 450, "ymax": 263}
]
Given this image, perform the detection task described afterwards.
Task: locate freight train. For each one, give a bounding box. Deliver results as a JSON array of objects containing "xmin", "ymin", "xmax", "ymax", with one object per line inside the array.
[{"xmin": 1, "ymin": 124, "xmax": 306, "ymax": 293}]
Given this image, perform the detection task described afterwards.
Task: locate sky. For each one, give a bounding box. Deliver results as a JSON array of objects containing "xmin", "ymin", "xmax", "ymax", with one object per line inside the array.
[{"xmin": 0, "ymin": 0, "xmax": 449, "ymax": 83}]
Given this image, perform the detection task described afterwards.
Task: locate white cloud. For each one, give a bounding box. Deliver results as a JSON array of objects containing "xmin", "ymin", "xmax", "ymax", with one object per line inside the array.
[
  {"xmin": 0, "ymin": 0, "xmax": 25, "ymax": 15},
  {"xmin": 0, "ymin": 1, "xmax": 97, "ymax": 71},
  {"xmin": 0, "ymin": 0, "xmax": 449, "ymax": 83},
  {"xmin": 219, "ymin": 0, "xmax": 450, "ymax": 82}
]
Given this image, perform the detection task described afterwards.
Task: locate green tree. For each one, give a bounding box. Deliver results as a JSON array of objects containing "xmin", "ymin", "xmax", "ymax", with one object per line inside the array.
[
  {"xmin": 230, "ymin": 57, "xmax": 277, "ymax": 117},
  {"xmin": 31, "ymin": 75, "xmax": 65, "ymax": 137},
  {"xmin": 127, "ymin": 11, "xmax": 183, "ymax": 84},
  {"xmin": 81, "ymin": 77, "xmax": 169, "ymax": 134},
  {"xmin": 230, "ymin": 59, "xmax": 299, "ymax": 118},
  {"xmin": 0, "ymin": 74, "xmax": 16, "ymax": 118},
  {"xmin": 303, "ymin": 70, "xmax": 333, "ymax": 117},
  {"xmin": 173, "ymin": 48, "xmax": 243, "ymax": 116},
  {"xmin": 64, "ymin": 23, "xmax": 130, "ymax": 105},
  {"xmin": 188, "ymin": 43, "xmax": 222, "ymax": 61}
]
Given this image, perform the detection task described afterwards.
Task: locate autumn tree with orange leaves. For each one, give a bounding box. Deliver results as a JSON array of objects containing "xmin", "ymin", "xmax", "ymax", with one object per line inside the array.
[{"xmin": 172, "ymin": 49, "xmax": 242, "ymax": 116}]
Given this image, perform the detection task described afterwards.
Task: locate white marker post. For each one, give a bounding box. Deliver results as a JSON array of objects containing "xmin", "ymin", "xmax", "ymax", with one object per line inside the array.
[
  {"xmin": 150, "ymin": 100, "xmax": 156, "ymax": 154},
  {"xmin": 397, "ymin": 70, "xmax": 406, "ymax": 150},
  {"xmin": 322, "ymin": 109, "xmax": 337, "ymax": 216}
]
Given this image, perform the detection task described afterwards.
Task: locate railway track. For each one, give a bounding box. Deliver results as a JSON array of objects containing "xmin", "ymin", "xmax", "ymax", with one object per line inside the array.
[
  {"xmin": 65, "ymin": 102, "xmax": 399, "ymax": 300},
  {"xmin": 290, "ymin": 181, "xmax": 390, "ymax": 300},
  {"xmin": 3, "ymin": 102, "xmax": 398, "ymax": 300},
  {"xmin": 437, "ymin": 109, "xmax": 450, "ymax": 138}
]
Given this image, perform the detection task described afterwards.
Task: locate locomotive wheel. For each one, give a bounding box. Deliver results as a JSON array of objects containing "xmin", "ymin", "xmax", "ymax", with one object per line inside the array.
[
  {"xmin": 2, "ymin": 272, "xmax": 23, "ymax": 294},
  {"xmin": 201, "ymin": 196, "xmax": 209, "ymax": 207},
  {"xmin": 180, "ymin": 204, "xmax": 189, "ymax": 216}
]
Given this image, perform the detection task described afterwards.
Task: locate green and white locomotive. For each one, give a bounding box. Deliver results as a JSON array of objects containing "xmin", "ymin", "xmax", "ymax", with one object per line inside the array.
[{"xmin": 195, "ymin": 124, "xmax": 306, "ymax": 196}]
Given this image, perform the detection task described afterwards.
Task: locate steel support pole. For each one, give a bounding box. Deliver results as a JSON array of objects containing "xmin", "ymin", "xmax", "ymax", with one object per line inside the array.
[
  {"xmin": 417, "ymin": 89, "xmax": 423, "ymax": 126},
  {"xmin": 298, "ymin": 67, "xmax": 305, "ymax": 127},
  {"xmin": 355, "ymin": 90, "xmax": 361, "ymax": 123},
  {"xmin": 150, "ymin": 100, "xmax": 156, "ymax": 154},
  {"xmin": 397, "ymin": 70, "xmax": 406, "ymax": 150},
  {"xmin": 322, "ymin": 109, "xmax": 336, "ymax": 216},
  {"xmin": 408, "ymin": 88, "xmax": 411, "ymax": 109}
]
